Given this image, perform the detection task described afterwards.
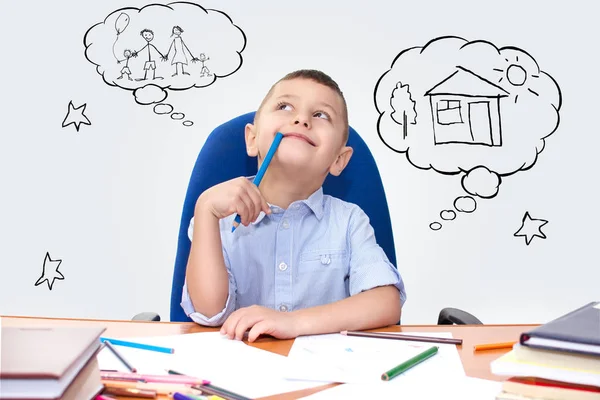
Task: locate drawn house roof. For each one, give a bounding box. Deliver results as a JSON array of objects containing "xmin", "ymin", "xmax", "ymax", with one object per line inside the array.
[{"xmin": 425, "ymin": 66, "xmax": 509, "ymax": 98}]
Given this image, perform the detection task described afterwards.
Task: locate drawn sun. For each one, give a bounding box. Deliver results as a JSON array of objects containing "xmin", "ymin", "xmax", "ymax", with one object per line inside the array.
[{"xmin": 494, "ymin": 54, "xmax": 540, "ymax": 103}]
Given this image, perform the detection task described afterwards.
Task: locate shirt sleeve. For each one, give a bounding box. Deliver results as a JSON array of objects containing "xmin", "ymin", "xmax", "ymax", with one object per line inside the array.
[
  {"xmin": 180, "ymin": 217, "xmax": 238, "ymax": 326},
  {"xmin": 347, "ymin": 207, "xmax": 407, "ymax": 306}
]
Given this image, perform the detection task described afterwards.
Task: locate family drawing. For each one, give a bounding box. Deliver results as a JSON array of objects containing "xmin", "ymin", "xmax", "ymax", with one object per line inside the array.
[{"xmin": 117, "ymin": 26, "xmax": 212, "ymax": 81}]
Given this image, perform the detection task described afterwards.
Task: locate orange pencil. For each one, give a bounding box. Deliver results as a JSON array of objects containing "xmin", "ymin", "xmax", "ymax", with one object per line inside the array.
[{"xmin": 473, "ymin": 341, "xmax": 517, "ymax": 351}]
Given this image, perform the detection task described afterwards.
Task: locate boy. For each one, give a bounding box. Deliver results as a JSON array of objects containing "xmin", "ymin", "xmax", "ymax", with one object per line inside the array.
[{"xmin": 181, "ymin": 70, "xmax": 406, "ymax": 342}]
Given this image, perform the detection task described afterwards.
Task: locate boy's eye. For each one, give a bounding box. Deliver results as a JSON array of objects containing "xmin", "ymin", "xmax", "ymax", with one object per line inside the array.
[
  {"xmin": 314, "ymin": 111, "xmax": 330, "ymax": 120},
  {"xmin": 277, "ymin": 102, "xmax": 292, "ymax": 111}
]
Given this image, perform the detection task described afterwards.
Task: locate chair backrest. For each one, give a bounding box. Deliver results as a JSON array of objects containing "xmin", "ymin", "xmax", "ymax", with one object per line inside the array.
[{"xmin": 169, "ymin": 111, "xmax": 397, "ymax": 322}]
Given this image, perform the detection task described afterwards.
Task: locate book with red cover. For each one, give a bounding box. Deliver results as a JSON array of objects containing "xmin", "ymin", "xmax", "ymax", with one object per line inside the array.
[
  {"xmin": 502, "ymin": 376, "xmax": 600, "ymax": 400},
  {"xmin": 519, "ymin": 301, "xmax": 600, "ymax": 357}
]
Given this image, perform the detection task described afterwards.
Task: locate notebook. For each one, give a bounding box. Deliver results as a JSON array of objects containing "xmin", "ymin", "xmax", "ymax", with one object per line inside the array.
[
  {"xmin": 520, "ymin": 301, "xmax": 600, "ymax": 357},
  {"xmin": 0, "ymin": 326, "xmax": 105, "ymax": 399}
]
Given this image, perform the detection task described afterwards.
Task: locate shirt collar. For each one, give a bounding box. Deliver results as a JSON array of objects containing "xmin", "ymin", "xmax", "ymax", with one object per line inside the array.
[{"xmin": 246, "ymin": 176, "xmax": 325, "ymax": 225}]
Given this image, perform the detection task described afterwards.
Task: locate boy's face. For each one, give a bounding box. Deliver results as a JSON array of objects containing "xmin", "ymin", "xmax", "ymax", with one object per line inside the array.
[{"xmin": 245, "ymin": 78, "xmax": 352, "ymax": 178}]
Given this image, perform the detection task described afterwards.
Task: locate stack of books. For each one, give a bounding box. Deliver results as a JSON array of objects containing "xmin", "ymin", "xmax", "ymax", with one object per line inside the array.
[
  {"xmin": 491, "ymin": 301, "xmax": 600, "ymax": 399},
  {"xmin": 0, "ymin": 326, "xmax": 106, "ymax": 400}
]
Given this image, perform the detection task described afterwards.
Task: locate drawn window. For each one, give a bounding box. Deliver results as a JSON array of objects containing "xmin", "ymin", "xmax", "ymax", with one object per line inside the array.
[{"xmin": 437, "ymin": 99, "xmax": 463, "ymax": 125}]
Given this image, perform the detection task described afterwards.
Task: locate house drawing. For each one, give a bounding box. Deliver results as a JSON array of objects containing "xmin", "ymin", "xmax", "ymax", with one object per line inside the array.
[{"xmin": 424, "ymin": 66, "xmax": 509, "ymax": 146}]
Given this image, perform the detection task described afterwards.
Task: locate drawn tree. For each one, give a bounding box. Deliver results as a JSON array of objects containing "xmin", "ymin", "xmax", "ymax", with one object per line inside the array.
[{"xmin": 390, "ymin": 81, "xmax": 417, "ymax": 139}]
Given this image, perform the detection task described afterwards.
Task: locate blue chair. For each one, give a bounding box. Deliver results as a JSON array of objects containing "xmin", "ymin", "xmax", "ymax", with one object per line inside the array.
[{"xmin": 133, "ymin": 111, "xmax": 482, "ymax": 325}]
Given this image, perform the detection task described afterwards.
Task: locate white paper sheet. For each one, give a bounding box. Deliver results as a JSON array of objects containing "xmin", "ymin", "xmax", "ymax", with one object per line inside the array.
[
  {"xmin": 299, "ymin": 376, "xmax": 502, "ymax": 399},
  {"xmin": 97, "ymin": 332, "xmax": 330, "ymax": 399},
  {"xmin": 284, "ymin": 332, "xmax": 466, "ymax": 384}
]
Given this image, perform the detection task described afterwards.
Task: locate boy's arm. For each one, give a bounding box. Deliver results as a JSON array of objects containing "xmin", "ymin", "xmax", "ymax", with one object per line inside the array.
[
  {"xmin": 185, "ymin": 199, "xmax": 231, "ymax": 318},
  {"xmin": 293, "ymin": 285, "xmax": 401, "ymax": 335}
]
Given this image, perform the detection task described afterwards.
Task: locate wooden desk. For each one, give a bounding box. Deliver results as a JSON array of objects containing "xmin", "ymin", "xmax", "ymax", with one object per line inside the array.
[{"xmin": 1, "ymin": 316, "xmax": 537, "ymax": 399}]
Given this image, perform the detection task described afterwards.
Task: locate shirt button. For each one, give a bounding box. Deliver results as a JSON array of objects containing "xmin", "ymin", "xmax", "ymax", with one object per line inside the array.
[
  {"xmin": 320, "ymin": 255, "xmax": 331, "ymax": 265},
  {"xmin": 279, "ymin": 304, "xmax": 288, "ymax": 312},
  {"xmin": 281, "ymin": 219, "xmax": 290, "ymax": 229},
  {"xmin": 278, "ymin": 262, "xmax": 288, "ymax": 271}
]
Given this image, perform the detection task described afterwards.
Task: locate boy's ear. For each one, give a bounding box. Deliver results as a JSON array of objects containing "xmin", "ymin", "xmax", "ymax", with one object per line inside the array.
[
  {"xmin": 329, "ymin": 146, "xmax": 353, "ymax": 176},
  {"xmin": 245, "ymin": 123, "xmax": 258, "ymax": 157}
]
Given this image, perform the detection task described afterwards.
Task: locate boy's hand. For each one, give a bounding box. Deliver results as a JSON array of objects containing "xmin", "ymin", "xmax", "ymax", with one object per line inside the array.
[
  {"xmin": 220, "ymin": 305, "xmax": 300, "ymax": 342},
  {"xmin": 197, "ymin": 177, "xmax": 270, "ymax": 225}
]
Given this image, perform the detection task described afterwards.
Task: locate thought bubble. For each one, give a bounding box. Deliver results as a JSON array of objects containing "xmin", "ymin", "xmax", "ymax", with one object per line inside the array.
[
  {"xmin": 183, "ymin": 120, "xmax": 193, "ymax": 127},
  {"xmin": 154, "ymin": 103, "xmax": 173, "ymax": 114},
  {"xmin": 134, "ymin": 84, "xmax": 167, "ymax": 105},
  {"xmin": 454, "ymin": 196, "xmax": 477, "ymax": 213},
  {"xmin": 375, "ymin": 36, "xmax": 561, "ymax": 230},
  {"xmin": 171, "ymin": 112, "xmax": 184, "ymax": 120},
  {"xmin": 430, "ymin": 222, "xmax": 442, "ymax": 231},
  {"xmin": 440, "ymin": 210, "xmax": 456, "ymax": 220},
  {"xmin": 461, "ymin": 166, "xmax": 501, "ymax": 199},
  {"xmin": 84, "ymin": 2, "xmax": 246, "ymax": 128}
]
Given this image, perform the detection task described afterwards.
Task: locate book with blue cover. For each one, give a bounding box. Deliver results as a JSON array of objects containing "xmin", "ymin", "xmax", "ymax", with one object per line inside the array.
[{"xmin": 519, "ymin": 301, "xmax": 600, "ymax": 357}]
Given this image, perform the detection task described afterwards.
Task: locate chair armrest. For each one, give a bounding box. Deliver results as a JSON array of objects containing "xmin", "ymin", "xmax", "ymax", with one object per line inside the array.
[
  {"xmin": 131, "ymin": 312, "xmax": 161, "ymax": 321},
  {"xmin": 437, "ymin": 307, "xmax": 483, "ymax": 325}
]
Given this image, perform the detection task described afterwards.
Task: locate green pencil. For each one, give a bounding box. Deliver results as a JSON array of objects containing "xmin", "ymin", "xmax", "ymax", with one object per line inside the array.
[{"xmin": 381, "ymin": 345, "xmax": 439, "ymax": 381}]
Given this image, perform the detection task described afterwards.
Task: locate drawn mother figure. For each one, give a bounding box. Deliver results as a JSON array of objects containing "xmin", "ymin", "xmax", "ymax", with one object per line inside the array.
[{"xmin": 164, "ymin": 25, "xmax": 198, "ymax": 76}]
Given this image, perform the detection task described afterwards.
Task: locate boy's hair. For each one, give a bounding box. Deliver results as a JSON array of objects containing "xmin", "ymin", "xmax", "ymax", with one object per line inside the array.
[
  {"xmin": 256, "ymin": 69, "xmax": 349, "ymax": 144},
  {"xmin": 140, "ymin": 29, "xmax": 154, "ymax": 36}
]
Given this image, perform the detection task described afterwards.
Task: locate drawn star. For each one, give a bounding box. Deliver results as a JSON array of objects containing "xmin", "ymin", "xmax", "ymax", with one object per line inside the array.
[
  {"xmin": 514, "ymin": 212, "xmax": 548, "ymax": 245},
  {"xmin": 62, "ymin": 101, "xmax": 91, "ymax": 132},
  {"xmin": 35, "ymin": 252, "xmax": 65, "ymax": 290}
]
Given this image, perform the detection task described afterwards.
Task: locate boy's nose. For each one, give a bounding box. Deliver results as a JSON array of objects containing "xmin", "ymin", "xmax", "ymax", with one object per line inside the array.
[{"xmin": 294, "ymin": 116, "xmax": 310, "ymax": 129}]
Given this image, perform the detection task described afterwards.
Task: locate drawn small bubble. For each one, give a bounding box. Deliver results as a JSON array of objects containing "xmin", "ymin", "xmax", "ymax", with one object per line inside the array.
[
  {"xmin": 454, "ymin": 196, "xmax": 477, "ymax": 213},
  {"xmin": 440, "ymin": 210, "xmax": 456, "ymax": 221},
  {"xmin": 183, "ymin": 120, "xmax": 193, "ymax": 127},
  {"xmin": 430, "ymin": 222, "xmax": 442, "ymax": 231},
  {"xmin": 154, "ymin": 103, "xmax": 173, "ymax": 115},
  {"xmin": 171, "ymin": 112, "xmax": 185, "ymax": 120}
]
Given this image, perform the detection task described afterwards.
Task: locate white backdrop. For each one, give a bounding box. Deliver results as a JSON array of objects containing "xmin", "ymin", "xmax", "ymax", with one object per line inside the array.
[{"xmin": 1, "ymin": 0, "xmax": 597, "ymax": 325}]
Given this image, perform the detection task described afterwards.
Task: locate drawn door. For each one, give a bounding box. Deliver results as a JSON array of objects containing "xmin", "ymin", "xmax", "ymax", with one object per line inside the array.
[{"xmin": 468, "ymin": 101, "xmax": 492, "ymax": 145}]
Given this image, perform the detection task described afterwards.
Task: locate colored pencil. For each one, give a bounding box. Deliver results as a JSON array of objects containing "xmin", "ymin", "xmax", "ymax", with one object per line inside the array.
[
  {"xmin": 100, "ymin": 337, "xmax": 174, "ymax": 354},
  {"xmin": 341, "ymin": 330, "xmax": 463, "ymax": 345},
  {"xmin": 473, "ymin": 341, "xmax": 517, "ymax": 351},
  {"xmin": 102, "ymin": 340, "xmax": 137, "ymax": 372},
  {"xmin": 101, "ymin": 386, "xmax": 156, "ymax": 398},
  {"xmin": 381, "ymin": 345, "xmax": 439, "ymax": 381},
  {"xmin": 101, "ymin": 380, "xmax": 203, "ymax": 395},
  {"xmin": 231, "ymin": 131, "xmax": 283, "ymax": 232},
  {"xmin": 101, "ymin": 371, "xmax": 208, "ymax": 385},
  {"xmin": 169, "ymin": 369, "xmax": 250, "ymax": 400}
]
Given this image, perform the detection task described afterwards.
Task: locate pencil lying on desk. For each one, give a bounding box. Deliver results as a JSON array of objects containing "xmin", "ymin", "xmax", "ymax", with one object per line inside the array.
[
  {"xmin": 101, "ymin": 380, "xmax": 203, "ymax": 396},
  {"xmin": 473, "ymin": 341, "xmax": 517, "ymax": 351},
  {"xmin": 102, "ymin": 340, "xmax": 137, "ymax": 372},
  {"xmin": 341, "ymin": 330, "xmax": 463, "ymax": 345}
]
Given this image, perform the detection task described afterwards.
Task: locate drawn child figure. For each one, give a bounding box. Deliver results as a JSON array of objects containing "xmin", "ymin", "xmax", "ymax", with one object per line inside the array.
[
  {"xmin": 197, "ymin": 53, "xmax": 212, "ymax": 77},
  {"xmin": 116, "ymin": 49, "xmax": 135, "ymax": 81},
  {"xmin": 164, "ymin": 26, "xmax": 198, "ymax": 77},
  {"xmin": 182, "ymin": 70, "xmax": 406, "ymax": 342},
  {"xmin": 133, "ymin": 29, "xmax": 166, "ymax": 81}
]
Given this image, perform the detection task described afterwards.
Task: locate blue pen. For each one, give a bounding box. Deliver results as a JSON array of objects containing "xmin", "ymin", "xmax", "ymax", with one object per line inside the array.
[
  {"xmin": 232, "ymin": 131, "xmax": 284, "ymax": 232},
  {"xmin": 99, "ymin": 337, "xmax": 174, "ymax": 354}
]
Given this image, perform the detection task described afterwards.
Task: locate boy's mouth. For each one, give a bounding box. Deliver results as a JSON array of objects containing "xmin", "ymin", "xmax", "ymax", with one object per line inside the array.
[{"xmin": 282, "ymin": 132, "xmax": 316, "ymax": 146}]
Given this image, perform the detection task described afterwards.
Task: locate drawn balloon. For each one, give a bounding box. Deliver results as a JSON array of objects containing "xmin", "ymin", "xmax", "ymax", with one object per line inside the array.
[
  {"xmin": 112, "ymin": 13, "xmax": 130, "ymax": 61},
  {"xmin": 115, "ymin": 13, "xmax": 130, "ymax": 35}
]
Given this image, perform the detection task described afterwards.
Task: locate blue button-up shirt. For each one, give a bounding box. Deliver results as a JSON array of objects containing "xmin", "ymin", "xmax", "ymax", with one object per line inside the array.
[{"xmin": 181, "ymin": 184, "xmax": 406, "ymax": 326}]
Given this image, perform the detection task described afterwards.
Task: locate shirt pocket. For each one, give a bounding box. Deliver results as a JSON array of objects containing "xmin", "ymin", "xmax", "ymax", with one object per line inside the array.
[{"xmin": 298, "ymin": 249, "xmax": 348, "ymax": 275}]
